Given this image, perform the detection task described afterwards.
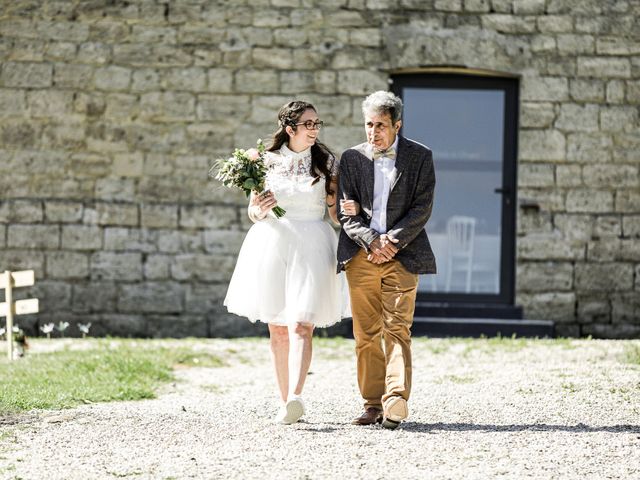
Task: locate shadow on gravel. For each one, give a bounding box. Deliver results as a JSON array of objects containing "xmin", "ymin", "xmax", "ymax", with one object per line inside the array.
[{"xmin": 401, "ymin": 422, "xmax": 640, "ymax": 434}]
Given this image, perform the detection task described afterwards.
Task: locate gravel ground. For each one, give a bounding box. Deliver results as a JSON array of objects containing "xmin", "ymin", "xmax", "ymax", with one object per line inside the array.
[{"xmin": 1, "ymin": 337, "xmax": 639, "ymax": 480}]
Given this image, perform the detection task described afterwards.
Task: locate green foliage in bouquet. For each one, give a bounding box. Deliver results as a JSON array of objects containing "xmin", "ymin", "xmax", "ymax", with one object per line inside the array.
[{"xmin": 211, "ymin": 139, "xmax": 286, "ymax": 218}]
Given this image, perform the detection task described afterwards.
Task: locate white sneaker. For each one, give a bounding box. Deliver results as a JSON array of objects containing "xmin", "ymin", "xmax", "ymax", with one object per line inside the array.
[{"xmin": 276, "ymin": 396, "xmax": 305, "ymax": 425}]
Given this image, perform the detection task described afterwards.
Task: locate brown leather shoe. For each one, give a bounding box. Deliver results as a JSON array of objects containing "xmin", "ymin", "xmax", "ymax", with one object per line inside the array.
[{"xmin": 351, "ymin": 407, "xmax": 383, "ymax": 425}]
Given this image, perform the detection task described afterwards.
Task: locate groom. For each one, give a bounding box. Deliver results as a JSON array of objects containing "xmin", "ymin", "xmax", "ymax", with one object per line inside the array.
[{"xmin": 337, "ymin": 90, "xmax": 436, "ymax": 429}]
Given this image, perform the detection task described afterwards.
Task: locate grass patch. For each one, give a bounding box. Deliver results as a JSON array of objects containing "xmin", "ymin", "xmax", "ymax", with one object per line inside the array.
[
  {"xmin": 624, "ymin": 344, "xmax": 640, "ymax": 365},
  {"xmin": 0, "ymin": 340, "xmax": 225, "ymax": 414}
]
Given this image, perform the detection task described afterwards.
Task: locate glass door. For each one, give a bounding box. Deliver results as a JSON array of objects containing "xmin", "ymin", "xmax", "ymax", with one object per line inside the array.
[{"xmin": 392, "ymin": 74, "xmax": 518, "ymax": 305}]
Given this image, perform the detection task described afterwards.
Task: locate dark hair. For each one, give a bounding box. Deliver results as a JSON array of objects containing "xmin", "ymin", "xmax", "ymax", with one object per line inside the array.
[{"xmin": 267, "ymin": 100, "xmax": 335, "ymax": 196}]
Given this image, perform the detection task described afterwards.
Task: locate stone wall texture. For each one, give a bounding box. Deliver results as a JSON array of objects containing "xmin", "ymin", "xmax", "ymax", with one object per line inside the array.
[{"xmin": 0, "ymin": 0, "xmax": 639, "ymax": 338}]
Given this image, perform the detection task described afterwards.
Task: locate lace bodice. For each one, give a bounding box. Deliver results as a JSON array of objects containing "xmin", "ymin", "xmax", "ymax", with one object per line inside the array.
[{"xmin": 264, "ymin": 144, "xmax": 337, "ymax": 221}]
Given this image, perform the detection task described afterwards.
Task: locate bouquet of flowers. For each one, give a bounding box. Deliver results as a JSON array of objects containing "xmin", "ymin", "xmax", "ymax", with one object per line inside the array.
[{"xmin": 211, "ymin": 139, "xmax": 286, "ymax": 218}]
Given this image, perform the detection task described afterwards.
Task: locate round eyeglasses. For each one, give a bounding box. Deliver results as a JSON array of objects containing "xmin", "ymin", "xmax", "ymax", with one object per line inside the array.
[{"xmin": 294, "ymin": 120, "xmax": 324, "ymax": 130}]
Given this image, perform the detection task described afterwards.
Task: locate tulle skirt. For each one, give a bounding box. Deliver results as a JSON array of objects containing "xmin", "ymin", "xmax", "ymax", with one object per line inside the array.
[{"xmin": 224, "ymin": 217, "xmax": 349, "ymax": 328}]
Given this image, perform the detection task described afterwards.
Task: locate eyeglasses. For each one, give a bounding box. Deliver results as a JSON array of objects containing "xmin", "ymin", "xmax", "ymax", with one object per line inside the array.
[{"xmin": 294, "ymin": 120, "xmax": 324, "ymax": 130}]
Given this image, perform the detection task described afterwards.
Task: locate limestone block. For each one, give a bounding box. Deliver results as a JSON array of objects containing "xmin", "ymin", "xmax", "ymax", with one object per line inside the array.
[
  {"xmin": 249, "ymin": 95, "xmax": 294, "ymax": 124},
  {"xmin": 171, "ymin": 253, "xmax": 237, "ymax": 282},
  {"xmin": 627, "ymin": 80, "xmax": 640, "ymax": 103},
  {"xmin": 434, "ymin": 0, "xmax": 462, "ymax": 11},
  {"xmin": 280, "ymin": 71, "xmax": 315, "ymax": 93},
  {"xmin": 103, "ymin": 93, "xmax": 138, "ymax": 120},
  {"xmin": 553, "ymin": 214, "xmax": 593, "ymax": 241},
  {"xmin": 518, "ymin": 163, "xmax": 555, "ymax": 188},
  {"xmin": 77, "ymin": 42, "xmax": 111, "ymax": 65},
  {"xmin": 577, "ymin": 294, "xmax": 611, "ymax": 323},
  {"xmin": 197, "ymin": 94, "xmax": 251, "ymax": 120},
  {"xmin": 612, "ymin": 132, "xmax": 640, "ymax": 163},
  {"xmin": 517, "ymin": 233, "xmax": 585, "ymax": 260},
  {"xmin": 596, "ymin": 37, "xmax": 640, "ymax": 55},
  {"xmin": 148, "ymin": 314, "xmax": 209, "ymax": 338},
  {"xmin": 0, "ymin": 225, "xmax": 5, "ymax": 248},
  {"xmin": 290, "ymin": 8, "xmax": 323, "ymax": 27},
  {"xmin": 36, "ymin": 21, "xmax": 89, "ymax": 42},
  {"xmin": 1, "ymin": 62, "xmax": 52, "ymax": 88},
  {"xmin": 144, "ymin": 254, "xmax": 171, "ymax": 280},
  {"xmin": 575, "ymin": 262, "xmax": 633, "ymax": 291},
  {"xmin": 71, "ymin": 282, "xmax": 117, "ymax": 313},
  {"xmin": 521, "ymin": 76, "xmax": 569, "ymax": 102},
  {"xmin": 337, "ymin": 70, "xmax": 387, "ymax": 95},
  {"xmin": 46, "ymin": 251, "xmax": 90, "ymax": 279},
  {"xmin": 555, "ymin": 165, "xmax": 583, "ymax": 187},
  {"xmin": 141, "ymin": 204, "xmax": 179, "ymax": 229},
  {"xmin": 61, "ymin": 225, "xmax": 102, "ymax": 250},
  {"xmin": 555, "ymin": 104, "xmax": 600, "ymax": 133},
  {"xmin": 202, "ymin": 229, "xmax": 245, "ymax": 255},
  {"xmin": 516, "ymin": 262, "xmax": 574, "ymax": 291},
  {"xmin": 73, "ymin": 92, "xmax": 106, "ymax": 117},
  {"xmin": 513, "ymin": 0, "xmax": 545, "ymax": 14},
  {"xmin": 537, "ymin": 15, "xmax": 574, "ymax": 33},
  {"xmin": 518, "ymin": 189, "xmax": 565, "ymax": 213},
  {"xmin": 27, "ymin": 90, "xmax": 73, "ymax": 118},
  {"xmin": 94, "ymin": 203, "xmax": 139, "ymax": 226},
  {"xmin": 583, "ymin": 164, "xmax": 638, "ymax": 188},
  {"xmin": 30, "ymin": 280, "xmax": 72, "ymax": 312},
  {"xmin": 611, "ymin": 293, "xmax": 640, "ymax": 324},
  {"xmin": 91, "ymin": 252, "xmax": 142, "ymax": 281},
  {"xmin": 89, "ymin": 21, "xmax": 130, "ymax": 43},
  {"xmin": 206, "ymin": 68, "xmax": 233, "ymax": 93},
  {"xmin": 587, "ymin": 238, "xmax": 622, "ymax": 261},
  {"xmin": 622, "ymin": 215, "xmax": 640, "ymax": 237},
  {"xmin": 162, "ymin": 68, "xmax": 206, "ymax": 92},
  {"xmin": 117, "ymin": 282, "xmax": 185, "ymax": 313},
  {"xmin": 606, "ymin": 80, "xmax": 625, "ymax": 104},
  {"xmin": 481, "ymin": 14, "xmax": 537, "ymax": 33},
  {"xmin": 113, "ymin": 152, "xmax": 144, "ymax": 178},
  {"xmin": 155, "ymin": 229, "xmax": 202, "ymax": 253},
  {"xmin": 95, "ymin": 178, "xmax": 136, "ymax": 202},
  {"xmin": 557, "ymin": 34, "xmax": 595, "ymax": 55},
  {"xmin": 234, "ymin": 70, "xmax": 279, "ymax": 93},
  {"xmin": 569, "ymin": 79, "xmax": 605, "ymax": 102},
  {"xmin": 130, "ymin": 25, "xmax": 177, "ymax": 44},
  {"xmin": 44, "ymin": 201, "xmax": 83, "ymax": 223},
  {"xmin": 519, "ymin": 130, "xmax": 566, "ymax": 161},
  {"xmin": 615, "ymin": 190, "xmax": 640, "ymax": 213},
  {"xmin": 94, "ymin": 65, "xmax": 131, "ymax": 91},
  {"xmin": 8, "ymin": 225, "xmax": 59, "ymax": 249},
  {"xmin": 131, "ymin": 69, "xmax": 161, "ymax": 92},
  {"xmin": 314, "ymin": 70, "xmax": 337, "ymax": 94},
  {"xmin": 517, "ymin": 210, "xmax": 553, "ymax": 234},
  {"xmin": 593, "ymin": 215, "xmax": 622, "ymax": 237},
  {"xmin": 253, "ymin": 9, "xmax": 290, "ymax": 27},
  {"xmin": 566, "ymin": 189, "xmax": 613, "ymax": 213},
  {"xmin": 185, "ymin": 283, "xmax": 226, "ymax": 314},
  {"xmin": 179, "ymin": 205, "xmax": 237, "ymax": 229},
  {"xmin": 518, "ymin": 292, "xmax": 576, "ymax": 322},
  {"xmin": 566, "ymin": 133, "xmax": 612, "ymax": 163},
  {"xmin": 103, "ymin": 227, "xmax": 155, "ymax": 252},
  {"xmin": 53, "ymin": 63, "xmax": 94, "ymax": 89},
  {"xmin": 0, "ymin": 250, "xmax": 45, "ymax": 278},
  {"xmin": 582, "ymin": 323, "xmax": 640, "ymax": 339},
  {"xmin": 144, "ymin": 154, "xmax": 173, "ymax": 177},
  {"xmin": 577, "ymin": 57, "xmax": 631, "ymax": 78},
  {"xmin": 89, "ymin": 314, "xmax": 147, "ymax": 338},
  {"xmin": 178, "ymin": 26, "xmax": 226, "ymax": 44},
  {"xmin": 0, "ymin": 89, "xmax": 27, "ymax": 117},
  {"xmin": 0, "ymin": 200, "xmax": 43, "ymax": 223},
  {"xmin": 530, "ymin": 35, "xmax": 556, "ymax": 53},
  {"xmin": 600, "ymin": 106, "xmax": 638, "ymax": 132}
]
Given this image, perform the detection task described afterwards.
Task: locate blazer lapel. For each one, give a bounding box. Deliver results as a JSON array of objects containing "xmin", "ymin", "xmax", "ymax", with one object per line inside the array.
[{"xmin": 390, "ymin": 135, "xmax": 411, "ymax": 192}]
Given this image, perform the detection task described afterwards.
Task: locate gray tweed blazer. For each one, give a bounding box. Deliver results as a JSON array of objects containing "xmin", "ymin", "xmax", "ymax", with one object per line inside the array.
[{"xmin": 337, "ymin": 135, "xmax": 436, "ymax": 275}]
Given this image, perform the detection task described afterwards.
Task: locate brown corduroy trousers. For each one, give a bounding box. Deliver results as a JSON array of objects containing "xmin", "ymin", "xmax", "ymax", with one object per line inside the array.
[{"xmin": 345, "ymin": 250, "xmax": 418, "ymax": 409}]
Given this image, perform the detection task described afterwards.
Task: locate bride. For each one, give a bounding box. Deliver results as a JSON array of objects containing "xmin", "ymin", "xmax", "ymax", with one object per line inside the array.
[{"xmin": 223, "ymin": 101, "xmax": 358, "ymax": 424}]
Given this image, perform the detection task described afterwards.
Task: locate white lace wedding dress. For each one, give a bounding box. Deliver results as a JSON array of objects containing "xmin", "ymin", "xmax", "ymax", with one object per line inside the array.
[{"xmin": 224, "ymin": 144, "xmax": 348, "ymax": 328}]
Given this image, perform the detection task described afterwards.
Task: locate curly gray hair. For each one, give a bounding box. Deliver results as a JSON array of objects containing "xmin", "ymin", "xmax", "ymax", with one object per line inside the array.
[{"xmin": 361, "ymin": 90, "xmax": 403, "ymax": 124}]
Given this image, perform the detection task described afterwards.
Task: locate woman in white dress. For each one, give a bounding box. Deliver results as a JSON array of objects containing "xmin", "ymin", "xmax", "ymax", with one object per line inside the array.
[{"xmin": 224, "ymin": 101, "xmax": 358, "ymax": 424}]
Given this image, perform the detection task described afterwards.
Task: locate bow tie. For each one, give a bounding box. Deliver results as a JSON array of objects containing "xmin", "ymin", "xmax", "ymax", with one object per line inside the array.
[{"xmin": 373, "ymin": 147, "xmax": 396, "ymax": 160}]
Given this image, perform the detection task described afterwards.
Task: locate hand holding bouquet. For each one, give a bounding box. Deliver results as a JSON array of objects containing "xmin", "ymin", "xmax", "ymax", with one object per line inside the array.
[{"xmin": 211, "ymin": 139, "xmax": 286, "ymax": 218}]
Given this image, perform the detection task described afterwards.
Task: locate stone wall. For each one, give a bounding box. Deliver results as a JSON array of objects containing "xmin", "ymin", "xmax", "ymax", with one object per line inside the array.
[{"xmin": 0, "ymin": 0, "xmax": 638, "ymax": 337}]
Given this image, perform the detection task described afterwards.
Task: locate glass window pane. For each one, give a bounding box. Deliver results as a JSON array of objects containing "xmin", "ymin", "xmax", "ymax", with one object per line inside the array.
[{"xmin": 402, "ymin": 88, "xmax": 504, "ymax": 294}]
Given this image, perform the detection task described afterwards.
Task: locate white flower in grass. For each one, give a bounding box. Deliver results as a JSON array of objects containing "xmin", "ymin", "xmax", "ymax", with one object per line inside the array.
[
  {"xmin": 78, "ymin": 322, "xmax": 92, "ymax": 338},
  {"xmin": 41, "ymin": 323, "xmax": 55, "ymax": 339},
  {"xmin": 56, "ymin": 321, "xmax": 70, "ymax": 337}
]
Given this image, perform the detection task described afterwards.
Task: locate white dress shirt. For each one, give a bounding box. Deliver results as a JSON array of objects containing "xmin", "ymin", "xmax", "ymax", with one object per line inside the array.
[{"xmin": 370, "ymin": 136, "xmax": 398, "ymax": 234}]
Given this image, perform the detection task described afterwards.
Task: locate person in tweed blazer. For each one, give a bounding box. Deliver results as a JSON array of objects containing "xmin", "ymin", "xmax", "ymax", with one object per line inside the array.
[{"xmin": 337, "ymin": 91, "xmax": 436, "ymax": 429}]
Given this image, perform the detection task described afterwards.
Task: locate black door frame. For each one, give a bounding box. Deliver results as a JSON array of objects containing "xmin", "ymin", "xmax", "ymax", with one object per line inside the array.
[{"xmin": 391, "ymin": 72, "xmax": 521, "ymax": 316}]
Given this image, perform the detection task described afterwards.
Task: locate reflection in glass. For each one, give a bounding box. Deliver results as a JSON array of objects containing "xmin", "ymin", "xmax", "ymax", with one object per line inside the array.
[{"xmin": 402, "ymin": 88, "xmax": 504, "ymax": 294}]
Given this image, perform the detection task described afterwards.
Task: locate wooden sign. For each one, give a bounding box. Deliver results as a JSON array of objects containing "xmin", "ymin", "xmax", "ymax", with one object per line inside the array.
[
  {"xmin": 0, "ymin": 298, "xmax": 39, "ymax": 317},
  {"xmin": 0, "ymin": 270, "xmax": 35, "ymax": 289}
]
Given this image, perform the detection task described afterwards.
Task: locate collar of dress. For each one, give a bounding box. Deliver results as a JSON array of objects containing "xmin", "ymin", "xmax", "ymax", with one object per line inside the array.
[{"xmin": 280, "ymin": 143, "xmax": 312, "ymax": 161}]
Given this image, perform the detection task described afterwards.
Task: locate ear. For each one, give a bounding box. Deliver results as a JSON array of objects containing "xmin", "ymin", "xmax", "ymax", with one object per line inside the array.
[
  {"xmin": 395, "ymin": 120, "xmax": 402, "ymax": 132},
  {"xmin": 285, "ymin": 126, "xmax": 295, "ymax": 137}
]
